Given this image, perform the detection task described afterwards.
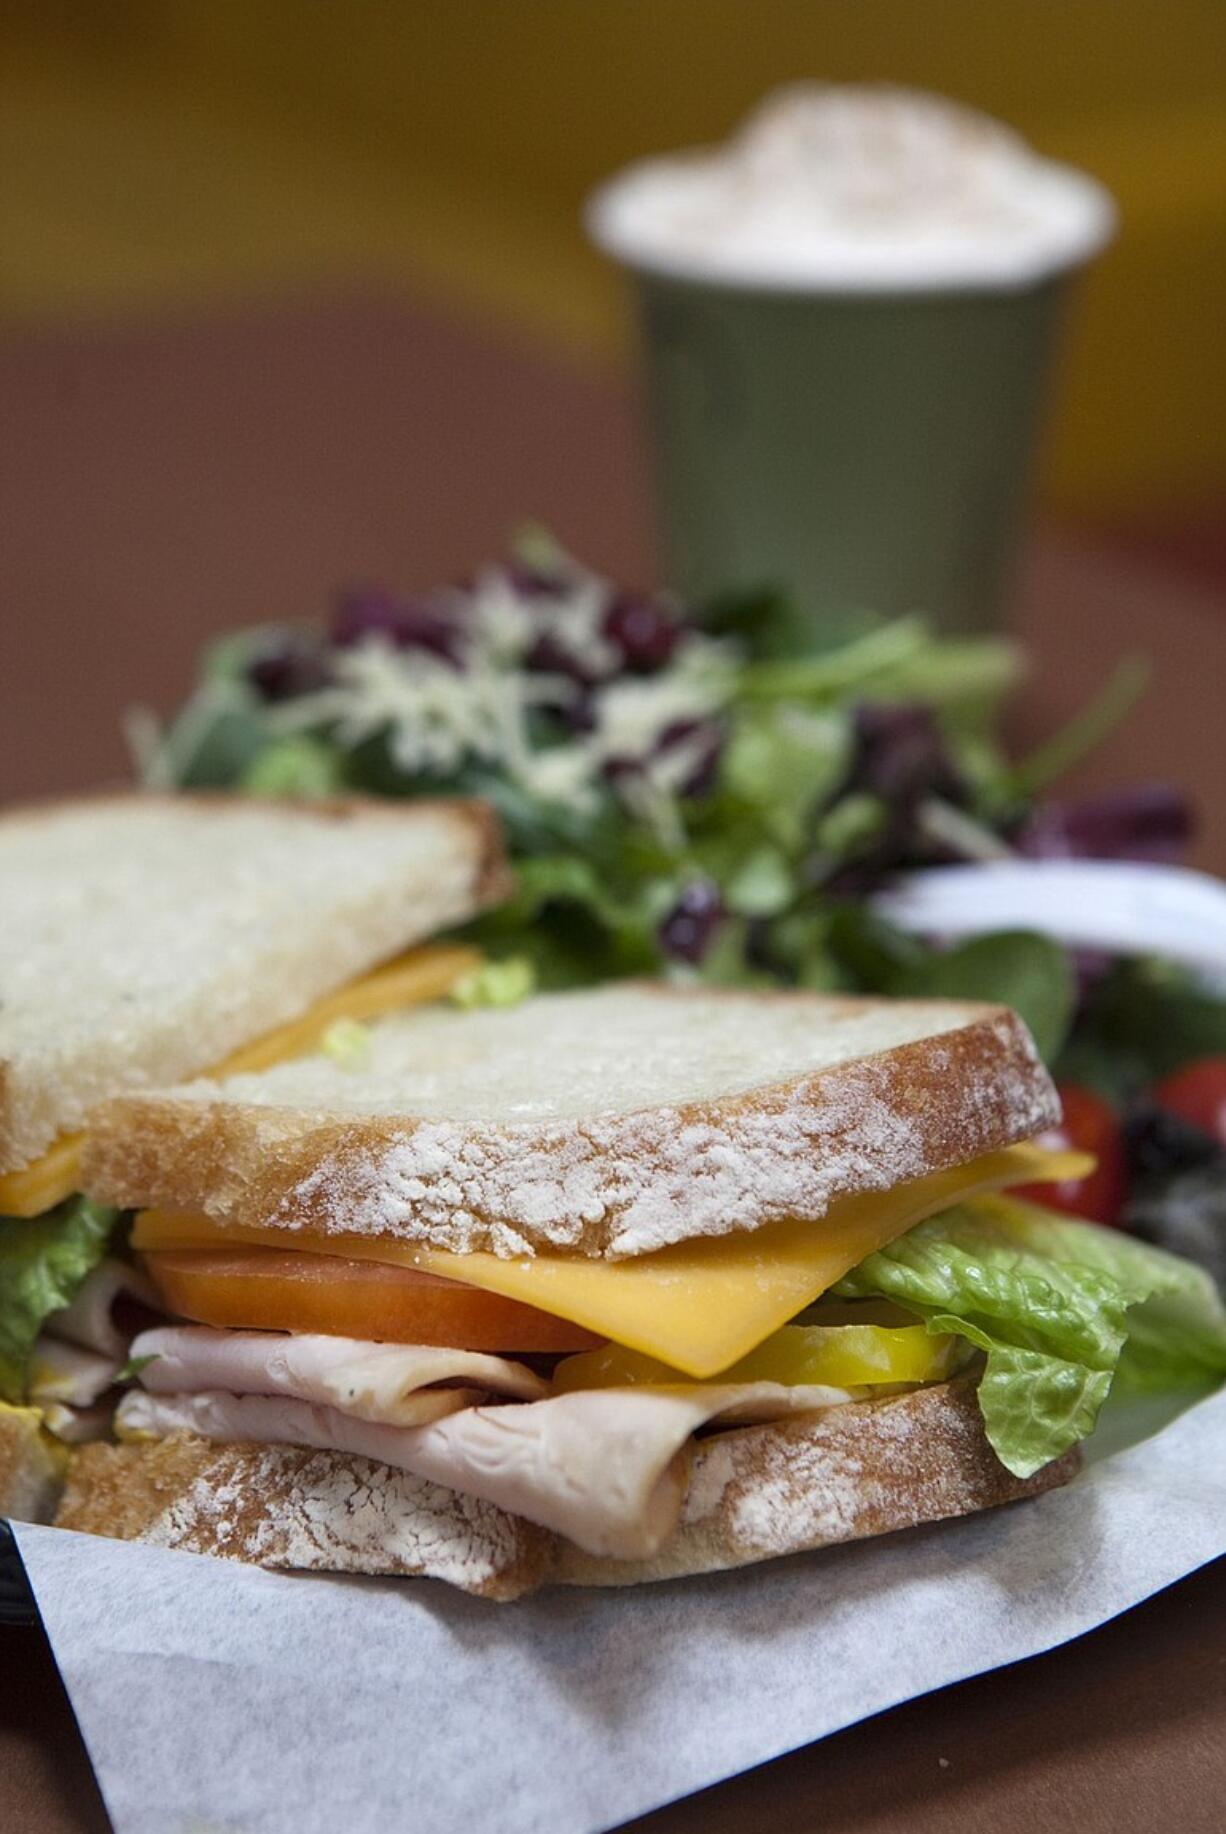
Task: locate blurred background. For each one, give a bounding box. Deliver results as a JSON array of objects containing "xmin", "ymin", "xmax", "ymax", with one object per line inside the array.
[
  {"xmin": 2, "ymin": 0, "xmax": 1224, "ymax": 536},
  {"xmin": 2, "ymin": 0, "xmax": 1224, "ymax": 812}
]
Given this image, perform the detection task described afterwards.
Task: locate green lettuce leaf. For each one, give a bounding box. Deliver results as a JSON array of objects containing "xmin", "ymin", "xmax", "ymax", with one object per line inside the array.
[
  {"xmin": 1066, "ymin": 957, "xmax": 1226, "ymax": 1094},
  {"xmin": 836, "ymin": 1196, "xmax": 1226, "ymax": 1477},
  {"xmin": 0, "ymin": 1198, "xmax": 120, "ymax": 1402},
  {"xmin": 891, "ymin": 931, "xmax": 1075, "ymax": 1064}
]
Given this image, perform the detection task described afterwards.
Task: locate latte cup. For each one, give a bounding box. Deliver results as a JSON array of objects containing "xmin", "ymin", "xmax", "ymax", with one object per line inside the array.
[{"xmin": 588, "ymin": 87, "xmax": 1114, "ymax": 641}]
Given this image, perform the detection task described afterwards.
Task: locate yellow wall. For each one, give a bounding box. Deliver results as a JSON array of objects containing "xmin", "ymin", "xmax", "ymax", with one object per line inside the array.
[{"xmin": 2, "ymin": 0, "xmax": 1223, "ymax": 515}]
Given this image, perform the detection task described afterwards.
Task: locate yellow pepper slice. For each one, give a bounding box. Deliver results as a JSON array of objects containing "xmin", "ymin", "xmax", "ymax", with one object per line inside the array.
[{"xmin": 553, "ymin": 1319, "xmax": 964, "ymax": 1394}]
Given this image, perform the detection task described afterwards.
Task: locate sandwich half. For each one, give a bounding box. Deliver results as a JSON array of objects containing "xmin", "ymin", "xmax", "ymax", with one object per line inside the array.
[
  {"xmin": 64, "ymin": 981, "xmax": 1226, "ymax": 1599},
  {"xmin": 0, "ymin": 792, "xmax": 508, "ymax": 1508}
]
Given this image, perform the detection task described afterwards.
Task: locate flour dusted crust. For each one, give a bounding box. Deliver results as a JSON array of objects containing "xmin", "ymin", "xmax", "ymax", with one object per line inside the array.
[
  {"xmin": 0, "ymin": 791, "xmax": 509, "ymax": 1171},
  {"xmin": 57, "ymin": 1434, "xmax": 553, "ymax": 1602},
  {"xmin": 82, "ymin": 992, "xmax": 1057, "ymax": 1257},
  {"xmin": 556, "ymin": 1377, "xmax": 1079, "ymax": 1586},
  {"xmin": 56, "ymin": 1381, "xmax": 1079, "ymax": 1599}
]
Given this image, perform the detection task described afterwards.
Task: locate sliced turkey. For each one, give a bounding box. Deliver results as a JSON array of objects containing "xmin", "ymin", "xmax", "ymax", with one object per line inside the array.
[
  {"xmin": 29, "ymin": 1337, "xmax": 122, "ymax": 1409},
  {"xmin": 132, "ymin": 1326, "xmax": 548, "ymax": 1424},
  {"xmin": 44, "ymin": 1257, "xmax": 162, "ymax": 1359},
  {"xmin": 117, "ymin": 1358, "xmax": 855, "ymax": 1558}
]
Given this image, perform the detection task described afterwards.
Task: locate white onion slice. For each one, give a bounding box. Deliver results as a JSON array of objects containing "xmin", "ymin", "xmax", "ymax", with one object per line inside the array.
[{"xmin": 873, "ymin": 860, "xmax": 1226, "ymax": 979}]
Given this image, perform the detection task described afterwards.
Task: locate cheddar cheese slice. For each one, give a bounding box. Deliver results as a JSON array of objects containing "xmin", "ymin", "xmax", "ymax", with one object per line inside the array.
[
  {"xmin": 0, "ymin": 943, "xmax": 479, "ymax": 1219},
  {"xmin": 0, "ymin": 1133, "xmax": 87, "ymax": 1223},
  {"xmin": 132, "ymin": 1144, "xmax": 1089, "ymax": 1377},
  {"xmin": 206, "ymin": 943, "xmax": 480, "ymax": 1077}
]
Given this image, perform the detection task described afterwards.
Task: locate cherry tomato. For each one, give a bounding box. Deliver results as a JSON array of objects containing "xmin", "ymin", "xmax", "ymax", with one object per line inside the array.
[
  {"xmin": 1152, "ymin": 1057, "xmax": 1226, "ymax": 1149},
  {"xmin": 1014, "ymin": 1084, "xmax": 1127, "ymax": 1226}
]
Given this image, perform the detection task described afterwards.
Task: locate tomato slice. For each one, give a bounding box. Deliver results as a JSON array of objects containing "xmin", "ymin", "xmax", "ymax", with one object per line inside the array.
[
  {"xmin": 142, "ymin": 1248, "xmax": 602, "ymax": 1353},
  {"xmin": 1013, "ymin": 1084, "xmax": 1127, "ymax": 1226}
]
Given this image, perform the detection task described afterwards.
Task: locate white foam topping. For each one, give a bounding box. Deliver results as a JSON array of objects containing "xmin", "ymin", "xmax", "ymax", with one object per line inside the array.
[{"xmin": 588, "ymin": 84, "xmax": 1115, "ymax": 293}]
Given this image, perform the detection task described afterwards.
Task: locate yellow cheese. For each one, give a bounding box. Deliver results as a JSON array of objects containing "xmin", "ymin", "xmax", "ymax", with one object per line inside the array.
[
  {"xmin": 0, "ymin": 1132, "xmax": 86, "ymax": 1223},
  {"xmin": 0, "ymin": 943, "xmax": 480, "ymax": 1220},
  {"xmin": 132, "ymin": 1143, "xmax": 1090, "ymax": 1378},
  {"xmin": 204, "ymin": 943, "xmax": 480, "ymax": 1077},
  {"xmin": 0, "ymin": 1401, "xmax": 71, "ymax": 1506}
]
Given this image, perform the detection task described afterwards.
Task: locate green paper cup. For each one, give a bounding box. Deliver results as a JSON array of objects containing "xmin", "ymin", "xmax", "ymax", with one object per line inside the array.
[
  {"xmin": 629, "ymin": 269, "xmax": 1071, "ymax": 640},
  {"xmin": 588, "ymin": 90, "xmax": 1113, "ymax": 642}
]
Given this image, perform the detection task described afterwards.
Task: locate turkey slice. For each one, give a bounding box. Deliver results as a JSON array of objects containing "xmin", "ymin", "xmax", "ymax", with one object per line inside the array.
[
  {"xmin": 40, "ymin": 1401, "xmax": 116, "ymax": 1444},
  {"xmin": 29, "ymin": 1337, "xmax": 122, "ymax": 1409},
  {"xmin": 131, "ymin": 1327, "xmax": 549, "ymax": 1424},
  {"xmin": 116, "ymin": 1377, "xmax": 856, "ymax": 1559},
  {"xmin": 45, "ymin": 1257, "xmax": 163, "ymax": 1358},
  {"xmin": 396, "ymin": 1383, "xmax": 858, "ymax": 1556}
]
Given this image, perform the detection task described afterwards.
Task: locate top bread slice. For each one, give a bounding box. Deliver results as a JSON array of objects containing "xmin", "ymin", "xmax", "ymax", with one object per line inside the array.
[
  {"xmin": 82, "ymin": 984, "xmax": 1057, "ymax": 1258},
  {"xmin": 0, "ymin": 793, "xmax": 508, "ymax": 1172}
]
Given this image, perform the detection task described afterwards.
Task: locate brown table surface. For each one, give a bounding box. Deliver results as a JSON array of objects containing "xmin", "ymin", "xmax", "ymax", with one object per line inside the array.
[{"xmin": 1, "ymin": 292, "xmax": 1224, "ymax": 1833}]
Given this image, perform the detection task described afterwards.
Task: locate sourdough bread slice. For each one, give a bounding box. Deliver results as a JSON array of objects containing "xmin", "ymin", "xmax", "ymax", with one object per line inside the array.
[
  {"xmin": 55, "ymin": 1381, "xmax": 1078, "ymax": 1599},
  {"xmin": 56, "ymin": 1432, "xmax": 552, "ymax": 1600},
  {"xmin": 554, "ymin": 1378, "xmax": 1079, "ymax": 1586},
  {"xmin": 0, "ymin": 793, "xmax": 508, "ymax": 1172},
  {"xmin": 83, "ymin": 985, "xmax": 1057, "ymax": 1257}
]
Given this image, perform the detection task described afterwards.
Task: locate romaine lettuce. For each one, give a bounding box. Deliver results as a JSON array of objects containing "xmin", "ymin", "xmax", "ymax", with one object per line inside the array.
[
  {"xmin": 836, "ymin": 1195, "xmax": 1226, "ymax": 1477},
  {"xmin": 0, "ymin": 1198, "xmax": 120, "ymax": 1402}
]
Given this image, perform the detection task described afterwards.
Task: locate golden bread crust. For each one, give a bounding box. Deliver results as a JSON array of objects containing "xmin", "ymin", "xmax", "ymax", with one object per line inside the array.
[
  {"xmin": 58, "ymin": 1434, "xmax": 551, "ymax": 1601},
  {"xmin": 81, "ymin": 1001, "xmax": 1056, "ymax": 1257}
]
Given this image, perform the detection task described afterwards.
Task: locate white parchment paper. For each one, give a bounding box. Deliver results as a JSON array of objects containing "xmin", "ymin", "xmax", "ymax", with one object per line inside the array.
[{"xmin": 16, "ymin": 1388, "xmax": 1226, "ymax": 1834}]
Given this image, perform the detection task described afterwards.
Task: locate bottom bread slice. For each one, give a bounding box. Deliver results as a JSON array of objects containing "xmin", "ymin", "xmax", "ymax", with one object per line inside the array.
[{"xmin": 56, "ymin": 1379, "xmax": 1079, "ymax": 1601}]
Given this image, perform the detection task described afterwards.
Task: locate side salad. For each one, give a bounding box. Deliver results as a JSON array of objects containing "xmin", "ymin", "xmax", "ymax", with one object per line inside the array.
[{"xmin": 134, "ymin": 531, "xmax": 1226, "ymax": 1279}]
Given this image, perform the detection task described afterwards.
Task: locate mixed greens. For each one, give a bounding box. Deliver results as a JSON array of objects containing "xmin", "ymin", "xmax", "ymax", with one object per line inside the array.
[
  {"xmin": 135, "ymin": 534, "xmax": 1226, "ymax": 1075},
  {"xmin": 133, "ymin": 532, "xmax": 1153, "ymax": 1024}
]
